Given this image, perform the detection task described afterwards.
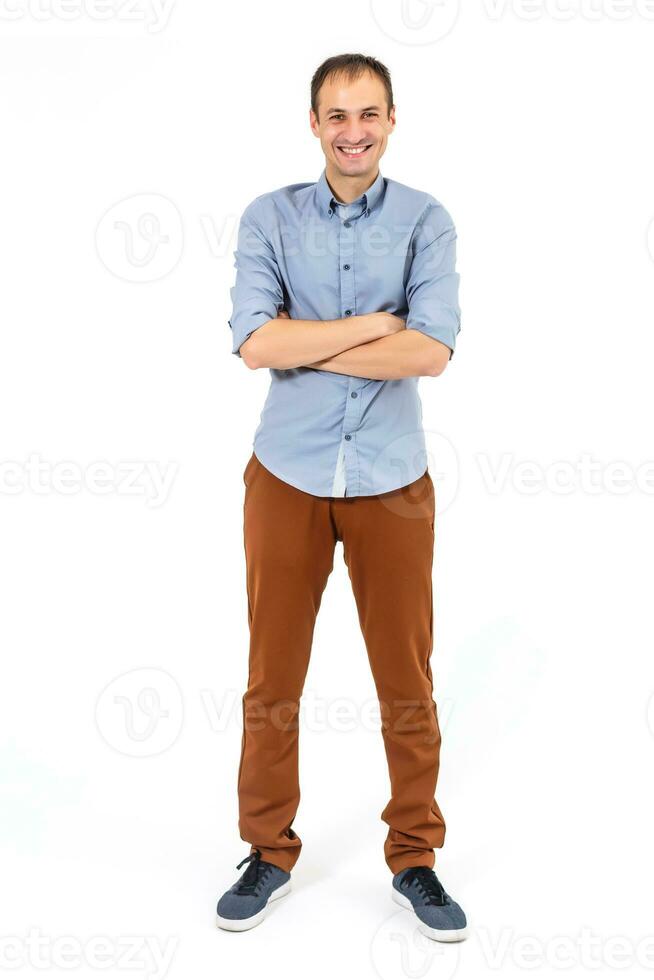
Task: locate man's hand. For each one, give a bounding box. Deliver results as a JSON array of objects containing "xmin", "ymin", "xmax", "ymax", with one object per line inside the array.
[{"xmin": 364, "ymin": 312, "xmax": 406, "ymax": 336}]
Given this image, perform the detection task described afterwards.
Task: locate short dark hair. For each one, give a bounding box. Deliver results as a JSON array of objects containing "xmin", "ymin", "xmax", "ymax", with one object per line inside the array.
[{"xmin": 310, "ymin": 53, "xmax": 394, "ymax": 121}]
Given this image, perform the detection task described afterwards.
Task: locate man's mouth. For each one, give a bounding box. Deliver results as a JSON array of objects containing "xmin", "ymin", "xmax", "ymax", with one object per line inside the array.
[{"xmin": 336, "ymin": 144, "xmax": 373, "ymax": 158}]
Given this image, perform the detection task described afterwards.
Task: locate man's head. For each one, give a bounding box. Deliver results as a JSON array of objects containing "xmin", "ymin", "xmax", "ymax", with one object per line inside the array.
[{"xmin": 310, "ymin": 53, "xmax": 396, "ymax": 183}]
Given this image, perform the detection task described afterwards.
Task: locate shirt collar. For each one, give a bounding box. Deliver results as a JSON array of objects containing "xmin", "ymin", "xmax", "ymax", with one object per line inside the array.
[{"xmin": 316, "ymin": 167, "xmax": 384, "ymax": 219}]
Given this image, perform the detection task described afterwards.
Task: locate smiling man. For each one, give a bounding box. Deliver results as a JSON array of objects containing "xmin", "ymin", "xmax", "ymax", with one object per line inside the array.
[{"xmin": 217, "ymin": 53, "xmax": 467, "ymax": 942}]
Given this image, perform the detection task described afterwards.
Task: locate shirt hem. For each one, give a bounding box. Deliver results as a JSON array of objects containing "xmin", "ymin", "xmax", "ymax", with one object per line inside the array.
[{"xmin": 252, "ymin": 445, "xmax": 427, "ymax": 499}]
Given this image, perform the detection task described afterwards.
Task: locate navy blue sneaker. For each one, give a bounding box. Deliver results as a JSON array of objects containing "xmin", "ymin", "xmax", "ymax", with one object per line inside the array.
[
  {"xmin": 216, "ymin": 849, "xmax": 291, "ymax": 931},
  {"xmin": 392, "ymin": 865, "xmax": 468, "ymax": 942}
]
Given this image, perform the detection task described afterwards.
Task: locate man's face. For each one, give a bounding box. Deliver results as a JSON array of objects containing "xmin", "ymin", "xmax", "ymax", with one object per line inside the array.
[{"xmin": 310, "ymin": 71, "xmax": 395, "ymax": 180}]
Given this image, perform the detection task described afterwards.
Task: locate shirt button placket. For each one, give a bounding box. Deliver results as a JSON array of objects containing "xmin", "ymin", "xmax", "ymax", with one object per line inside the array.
[
  {"xmin": 339, "ymin": 213, "xmax": 356, "ymax": 320},
  {"xmin": 342, "ymin": 382, "xmax": 362, "ymax": 495},
  {"xmin": 339, "ymin": 212, "xmax": 359, "ymax": 494}
]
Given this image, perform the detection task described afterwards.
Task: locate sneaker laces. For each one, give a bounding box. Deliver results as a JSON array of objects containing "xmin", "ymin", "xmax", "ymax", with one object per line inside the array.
[
  {"xmin": 234, "ymin": 849, "xmax": 273, "ymax": 896},
  {"xmin": 401, "ymin": 866, "xmax": 447, "ymax": 906}
]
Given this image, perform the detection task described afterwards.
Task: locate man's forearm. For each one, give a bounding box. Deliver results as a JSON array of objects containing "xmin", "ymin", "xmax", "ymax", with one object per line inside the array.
[
  {"xmin": 239, "ymin": 312, "xmax": 397, "ymax": 370},
  {"xmin": 305, "ymin": 330, "xmax": 451, "ymax": 380}
]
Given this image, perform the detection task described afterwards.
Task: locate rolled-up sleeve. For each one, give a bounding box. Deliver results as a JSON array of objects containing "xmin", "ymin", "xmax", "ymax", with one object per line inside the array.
[
  {"xmin": 405, "ymin": 202, "xmax": 461, "ymax": 360},
  {"xmin": 228, "ymin": 198, "xmax": 284, "ymax": 357}
]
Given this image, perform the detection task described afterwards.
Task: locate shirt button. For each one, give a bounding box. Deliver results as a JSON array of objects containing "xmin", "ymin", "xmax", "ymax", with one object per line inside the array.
[
  {"xmin": 344, "ymin": 434, "xmax": 352, "ymax": 441},
  {"xmin": 344, "ymin": 309, "xmax": 352, "ymax": 316},
  {"xmin": 344, "ymin": 221, "xmax": 351, "ymax": 228},
  {"xmin": 343, "ymin": 264, "xmax": 350, "ymax": 270},
  {"xmin": 350, "ymin": 391, "xmax": 358, "ymax": 398}
]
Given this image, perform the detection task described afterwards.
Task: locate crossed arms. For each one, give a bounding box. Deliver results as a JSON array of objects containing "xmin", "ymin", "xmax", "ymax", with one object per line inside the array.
[
  {"xmin": 239, "ymin": 310, "xmax": 451, "ymax": 379},
  {"xmin": 228, "ymin": 198, "xmax": 460, "ymax": 380}
]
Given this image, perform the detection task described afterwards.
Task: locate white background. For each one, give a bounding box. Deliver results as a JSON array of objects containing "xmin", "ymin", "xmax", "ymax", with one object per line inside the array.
[{"xmin": 2, "ymin": 1, "xmax": 654, "ymax": 978}]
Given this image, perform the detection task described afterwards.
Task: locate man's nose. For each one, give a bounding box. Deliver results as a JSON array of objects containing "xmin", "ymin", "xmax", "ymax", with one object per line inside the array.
[{"xmin": 343, "ymin": 125, "xmax": 368, "ymax": 145}]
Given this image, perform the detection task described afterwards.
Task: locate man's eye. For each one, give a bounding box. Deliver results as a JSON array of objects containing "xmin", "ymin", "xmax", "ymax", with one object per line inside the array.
[{"xmin": 329, "ymin": 112, "xmax": 377, "ymax": 121}]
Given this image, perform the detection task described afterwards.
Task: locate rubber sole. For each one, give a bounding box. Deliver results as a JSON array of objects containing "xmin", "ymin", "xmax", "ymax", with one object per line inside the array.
[
  {"xmin": 216, "ymin": 879, "xmax": 292, "ymax": 932},
  {"xmin": 392, "ymin": 887, "xmax": 469, "ymax": 942}
]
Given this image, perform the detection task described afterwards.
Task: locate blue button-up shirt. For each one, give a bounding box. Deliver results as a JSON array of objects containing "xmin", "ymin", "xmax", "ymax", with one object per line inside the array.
[{"xmin": 228, "ymin": 167, "xmax": 461, "ymax": 497}]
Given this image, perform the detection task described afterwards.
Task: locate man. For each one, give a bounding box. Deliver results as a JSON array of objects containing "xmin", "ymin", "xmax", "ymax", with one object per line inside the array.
[{"xmin": 216, "ymin": 53, "xmax": 467, "ymax": 942}]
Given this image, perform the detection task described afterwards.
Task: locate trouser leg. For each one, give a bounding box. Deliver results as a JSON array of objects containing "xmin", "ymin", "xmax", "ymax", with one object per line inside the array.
[
  {"xmin": 237, "ymin": 453, "xmax": 336, "ymax": 872},
  {"xmin": 336, "ymin": 469, "xmax": 446, "ymax": 875}
]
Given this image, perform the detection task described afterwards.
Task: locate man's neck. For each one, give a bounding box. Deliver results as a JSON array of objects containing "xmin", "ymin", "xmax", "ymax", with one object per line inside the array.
[{"xmin": 324, "ymin": 165, "xmax": 379, "ymax": 205}]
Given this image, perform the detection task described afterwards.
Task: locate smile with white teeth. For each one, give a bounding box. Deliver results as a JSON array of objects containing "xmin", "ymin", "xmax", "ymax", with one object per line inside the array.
[{"xmin": 337, "ymin": 145, "xmax": 372, "ymax": 155}]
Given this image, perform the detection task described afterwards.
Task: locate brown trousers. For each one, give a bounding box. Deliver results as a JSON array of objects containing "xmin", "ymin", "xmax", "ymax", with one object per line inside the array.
[{"xmin": 237, "ymin": 451, "xmax": 446, "ymax": 875}]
